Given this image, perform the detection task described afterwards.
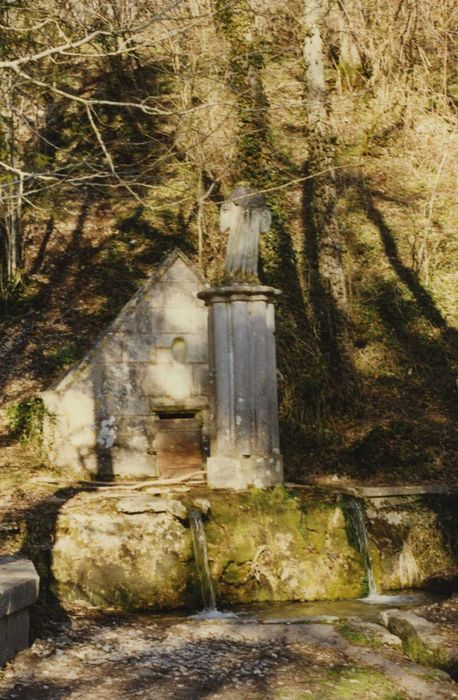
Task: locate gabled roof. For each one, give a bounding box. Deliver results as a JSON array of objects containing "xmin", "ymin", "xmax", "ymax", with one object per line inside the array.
[{"xmin": 42, "ymin": 248, "xmax": 205, "ymax": 393}]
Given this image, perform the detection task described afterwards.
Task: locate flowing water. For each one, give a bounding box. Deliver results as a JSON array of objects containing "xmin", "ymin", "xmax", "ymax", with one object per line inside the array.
[
  {"xmin": 189, "ymin": 508, "xmax": 238, "ymax": 619},
  {"xmin": 189, "ymin": 508, "xmax": 217, "ymax": 612},
  {"xmin": 188, "ymin": 500, "xmax": 436, "ymax": 622},
  {"xmin": 346, "ymin": 497, "xmax": 378, "ymax": 597},
  {"xmin": 232, "ymin": 590, "xmax": 441, "ymax": 624},
  {"xmin": 346, "ymin": 497, "xmax": 420, "ymax": 605}
]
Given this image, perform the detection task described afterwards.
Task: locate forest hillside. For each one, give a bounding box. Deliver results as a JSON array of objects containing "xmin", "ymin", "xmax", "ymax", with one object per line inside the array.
[{"xmin": 0, "ymin": 0, "xmax": 457, "ymax": 484}]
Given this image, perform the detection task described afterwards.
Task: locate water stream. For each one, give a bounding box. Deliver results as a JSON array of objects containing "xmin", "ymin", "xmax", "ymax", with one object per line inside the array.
[
  {"xmin": 189, "ymin": 508, "xmax": 238, "ymax": 619},
  {"xmin": 189, "ymin": 508, "xmax": 217, "ymax": 612},
  {"xmin": 346, "ymin": 497, "xmax": 417, "ymax": 605},
  {"xmin": 346, "ymin": 497, "xmax": 379, "ymax": 598}
]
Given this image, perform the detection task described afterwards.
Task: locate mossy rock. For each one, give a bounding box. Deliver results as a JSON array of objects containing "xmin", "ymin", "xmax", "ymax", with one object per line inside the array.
[
  {"xmin": 202, "ymin": 486, "xmax": 365, "ymax": 603},
  {"xmin": 51, "ymin": 487, "xmax": 366, "ymax": 611},
  {"xmin": 50, "ymin": 486, "xmax": 457, "ymax": 612}
]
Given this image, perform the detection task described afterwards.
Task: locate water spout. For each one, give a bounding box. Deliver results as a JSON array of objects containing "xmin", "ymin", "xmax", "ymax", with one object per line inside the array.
[
  {"xmin": 189, "ymin": 508, "xmax": 217, "ymax": 612},
  {"xmin": 347, "ymin": 498, "xmax": 378, "ymax": 597}
]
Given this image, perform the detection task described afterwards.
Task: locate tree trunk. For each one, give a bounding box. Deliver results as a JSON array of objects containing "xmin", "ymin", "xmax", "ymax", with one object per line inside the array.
[
  {"xmin": 1, "ymin": 73, "xmax": 23, "ymax": 295},
  {"xmin": 303, "ymin": 0, "xmax": 358, "ymax": 403}
]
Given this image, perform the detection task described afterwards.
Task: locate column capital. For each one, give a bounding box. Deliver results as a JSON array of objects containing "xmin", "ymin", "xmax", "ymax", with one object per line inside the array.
[{"xmin": 197, "ymin": 284, "xmax": 281, "ymax": 305}]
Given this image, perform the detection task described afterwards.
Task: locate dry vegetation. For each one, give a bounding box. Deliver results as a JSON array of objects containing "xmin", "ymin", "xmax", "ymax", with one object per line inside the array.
[{"xmin": 0, "ymin": 0, "xmax": 457, "ymax": 484}]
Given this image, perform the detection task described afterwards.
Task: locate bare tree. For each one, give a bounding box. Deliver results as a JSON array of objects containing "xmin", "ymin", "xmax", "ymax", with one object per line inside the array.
[{"xmin": 303, "ymin": 0, "xmax": 358, "ymax": 401}]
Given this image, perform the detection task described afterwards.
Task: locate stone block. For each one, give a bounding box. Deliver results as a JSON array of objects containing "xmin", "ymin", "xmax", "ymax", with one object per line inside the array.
[
  {"xmin": 93, "ymin": 336, "xmax": 123, "ymax": 364},
  {"xmin": 118, "ymin": 430, "xmax": 150, "ymax": 453},
  {"xmin": 152, "ymin": 306, "xmax": 207, "ymax": 335},
  {"xmin": 46, "ymin": 388, "xmax": 95, "ymax": 433},
  {"xmin": 0, "ymin": 617, "xmax": 7, "ymax": 666},
  {"xmin": 110, "ymin": 447, "xmax": 157, "ymax": 477},
  {"xmin": 206, "ymin": 455, "xmax": 283, "ymax": 490},
  {"xmin": 193, "ymin": 364, "xmax": 209, "ymax": 394},
  {"xmin": 0, "ymin": 557, "xmax": 39, "ymax": 617},
  {"xmin": 101, "ymin": 393, "xmax": 150, "ymax": 417},
  {"xmin": 155, "ymin": 347, "xmax": 173, "ymax": 364},
  {"xmin": 115, "ymin": 415, "xmax": 154, "ymax": 438},
  {"xmin": 137, "ymin": 364, "xmax": 195, "ymax": 401},
  {"xmin": 380, "ymin": 608, "xmax": 458, "ymax": 670},
  {"xmin": 5, "ymin": 609, "xmax": 29, "ymax": 663},
  {"xmin": 0, "ymin": 558, "xmax": 38, "ymax": 666},
  {"xmin": 117, "ymin": 496, "xmax": 187, "ymax": 519},
  {"xmin": 112, "ymin": 333, "xmax": 156, "ymax": 363},
  {"xmin": 155, "ymin": 333, "xmax": 207, "ymax": 363},
  {"xmin": 146, "ymin": 284, "xmax": 203, "ymax": 309}
]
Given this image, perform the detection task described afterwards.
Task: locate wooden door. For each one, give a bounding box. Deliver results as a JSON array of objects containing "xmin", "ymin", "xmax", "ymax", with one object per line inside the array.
[{"xmin": 155, "ymin": 414, "xmax": 202, "ymax": 479}]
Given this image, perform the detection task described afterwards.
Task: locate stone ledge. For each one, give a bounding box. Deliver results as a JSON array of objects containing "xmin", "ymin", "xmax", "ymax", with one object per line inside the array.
[
  {"xmin": 0, "ymin": 557, "xmax": 39, "ymax": 666},
  {"xmin": 353, "ymin": 485, "xmax": 455, "ymax": 498}
]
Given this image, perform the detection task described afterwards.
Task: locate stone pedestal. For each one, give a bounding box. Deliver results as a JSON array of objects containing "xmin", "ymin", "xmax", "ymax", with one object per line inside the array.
[{"xmin": 197, "ymin": 285, "xmax": 283, "ymax": 490}]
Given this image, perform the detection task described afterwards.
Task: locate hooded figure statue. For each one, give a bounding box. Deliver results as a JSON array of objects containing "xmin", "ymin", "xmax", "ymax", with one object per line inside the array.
[{"xmin": 221, "ymin": 185, "xmax": 271, "ymax": 281}]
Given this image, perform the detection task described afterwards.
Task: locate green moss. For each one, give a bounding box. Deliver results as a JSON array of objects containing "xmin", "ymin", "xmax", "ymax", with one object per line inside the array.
[
  {"xmin": 402, "ymin": 636, "xmax": 457, "ymax": 676},
  {"xmin": 338, "ymin": 623, "xmax": 383, "ymax": 649},
  {"xmin": 275, "ymin": 667, "xmax": 407, "ymax": 699},
  {"xmin": 202, "ymin": 487, "xmax": 365, "ymax": 604}
]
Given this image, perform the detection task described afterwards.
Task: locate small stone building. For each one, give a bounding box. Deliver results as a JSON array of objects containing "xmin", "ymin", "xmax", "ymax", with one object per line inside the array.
[{"xmin": 42, "ymin": 250, "xmax": 209, "ymax": 479}]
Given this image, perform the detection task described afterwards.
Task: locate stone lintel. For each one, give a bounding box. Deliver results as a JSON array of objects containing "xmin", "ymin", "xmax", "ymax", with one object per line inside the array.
[
  {"xmin": 198, "ymin": 284, "xmax": 281, "ymax": 305},
  {"xmin": 149, "ymin": 396, "xmax": 208, "ymax": 412}
]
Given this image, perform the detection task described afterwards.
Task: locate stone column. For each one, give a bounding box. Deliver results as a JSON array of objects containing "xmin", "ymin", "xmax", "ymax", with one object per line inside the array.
[{"xmin": 197, "ymin": 285, "xmax": 283, "ymax": 489}]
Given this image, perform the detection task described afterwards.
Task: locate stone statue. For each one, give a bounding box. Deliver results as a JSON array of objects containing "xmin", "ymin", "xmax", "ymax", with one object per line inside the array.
[{"xmin": 220, "ymin": 185, "xmax": 271, "ymax": 281}]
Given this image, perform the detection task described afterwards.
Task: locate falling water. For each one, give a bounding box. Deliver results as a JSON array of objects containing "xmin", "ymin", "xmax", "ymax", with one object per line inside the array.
[
  {"xmin": 189, "ymin": 508, "xmax": 217, "ymax": 612},
  {"xmin": 347, "ymin": 498, "xmax": 378, "ymax": 597}
]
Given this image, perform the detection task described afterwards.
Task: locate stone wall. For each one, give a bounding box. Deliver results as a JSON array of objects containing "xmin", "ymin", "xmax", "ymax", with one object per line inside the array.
[
  {"xmin": 51, "ymin": 488, "xmax": 366, "ymax": 610},
  {"xmin": 42, "ymin": 251, "xmax": 209, "ymax": 479},
  {"xmin": 49, "ymin": 487, "xmax": 458, "ymax": 612}
]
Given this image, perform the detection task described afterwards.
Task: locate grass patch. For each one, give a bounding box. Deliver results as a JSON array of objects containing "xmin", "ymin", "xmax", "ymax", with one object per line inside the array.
[
  {"xmin": 338, "ymin": 623, "xmax": 383, "ymax": 650},
  {"xmin": 6, "ymin": 397, "xmax": 52, "ymax": 450},
  {"xmin": 275, "ymin": 666, "xmax": 407, "ymax": 699}
]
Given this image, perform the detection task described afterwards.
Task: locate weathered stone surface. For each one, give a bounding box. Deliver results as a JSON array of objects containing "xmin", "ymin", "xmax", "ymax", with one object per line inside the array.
[
  {"xmin": 263, "ymin": 615, "xmax": 339, "ymax": 624},
  {"xmin": 198, "ymin": 285, "xmax": 283, "ymax": 490},
  {"xmin": 192, "ymin": 497, "xmax": 211, "ymax": 515},
  {"xmin": 380, "ymin": 608, "xmax": 458, "ymax": 672},
  {"xmin": 0, "ymin": 609, "xmax": 30, "ymax": 666},
  {"xmin": 206, "ymin": 488, "xmax": 364, "ymax": 603},
  {"xmin": 0, "ymin": 557, "xmax": 39, "ymax": 617},
  {"xmin": 50, "ymin": 487, "xmax": 458, "ymax": 613},
  {"xmin": 355, "ymin": 485, "xmax": 455, "ymax": 498},
  {"xmin": 42, "ymin": 250, "xmax": 209, "ymax": 479},
  {"xmin": 341, "ymin": 618, "xmax": 403, "ymax": 648},
  {"xmin": 116, "ymin": 496, "xmax": 187, "ymax": 519},
  {"xmin": 363, "ymin": 494, "xmax": 457, "ymax": 590},
  {"xmin": 52, "ymin": 493, "xmax": 193, "ymax": 610},
  {"xmin": 51, "ymin": 488, "xmax": 366, "ymax": 611}
]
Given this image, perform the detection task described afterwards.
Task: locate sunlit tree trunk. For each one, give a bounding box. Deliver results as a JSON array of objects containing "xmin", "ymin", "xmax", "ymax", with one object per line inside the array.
[
  {"xmin": 1, "ymin": 72, "xmax": 23, "ymax": 295},
  {"xmin": 303, "ymin": 0, "xmax": 358, "ymax": 402}
]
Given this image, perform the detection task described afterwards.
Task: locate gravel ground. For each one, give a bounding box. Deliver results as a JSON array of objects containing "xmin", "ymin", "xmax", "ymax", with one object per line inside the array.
[{"xmin": 1, "ymin": 612, "xmax": 457, "ymax": 700}]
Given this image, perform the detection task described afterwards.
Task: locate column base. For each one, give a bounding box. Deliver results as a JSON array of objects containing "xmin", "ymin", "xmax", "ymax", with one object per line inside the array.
[{"xmin": 206, "ymin": 454, "xmax": 283, "ymax": 490}]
